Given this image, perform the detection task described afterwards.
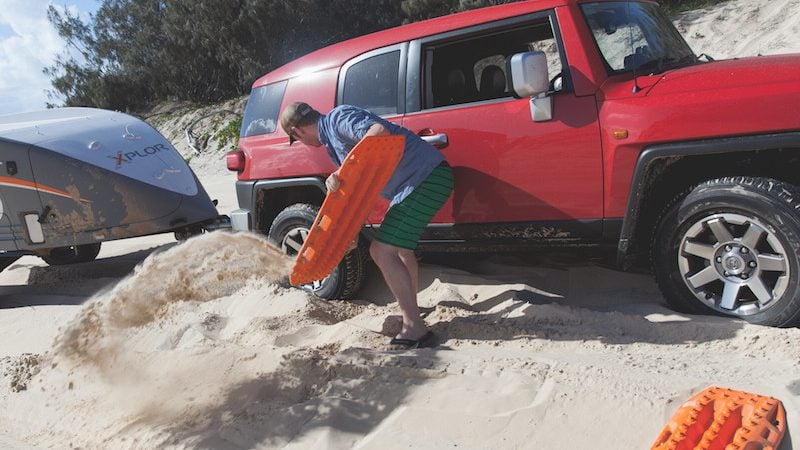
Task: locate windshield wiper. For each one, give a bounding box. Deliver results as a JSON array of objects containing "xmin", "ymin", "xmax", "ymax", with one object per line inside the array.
[
  {"xmin": 636, "ymin": 54, "xmax": 697, "ymax": 74},
  {"xmin": 676, "ymin": 54, "xmax": 702, "ymax": 66},
  {"xmin": 635, "ymin": 57, "xmax": 669, "ymax": 74}
]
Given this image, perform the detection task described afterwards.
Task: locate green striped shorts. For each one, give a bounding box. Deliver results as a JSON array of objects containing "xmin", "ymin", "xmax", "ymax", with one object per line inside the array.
[{"xmin": 375, "ymin": 162, "xmax": 454, "ymax": 250}]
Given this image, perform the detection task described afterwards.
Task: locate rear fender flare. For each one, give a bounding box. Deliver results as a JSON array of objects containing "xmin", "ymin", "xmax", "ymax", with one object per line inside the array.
[{"xmin": 238, "ymin": 177, "xmax": 327, "ymax": 232}]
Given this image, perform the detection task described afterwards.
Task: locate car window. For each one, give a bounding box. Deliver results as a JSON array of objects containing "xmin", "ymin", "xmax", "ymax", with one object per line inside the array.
[
  {"xmin": 423, "ymin": 19, "xmax": 564, "ymax": 109},
  {"xmin": 240, "ymin": 80, "xmax": 287, "ymax": 137},
  {"xmin": 342, "ymin": 50, "xmax": 401, "ymax": 115}
]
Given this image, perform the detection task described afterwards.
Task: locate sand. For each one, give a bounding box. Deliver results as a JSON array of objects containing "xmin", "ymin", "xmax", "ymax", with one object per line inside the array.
[{"xmin": 0, "ymin": 0, "xmax": 798, "ymax": 448}]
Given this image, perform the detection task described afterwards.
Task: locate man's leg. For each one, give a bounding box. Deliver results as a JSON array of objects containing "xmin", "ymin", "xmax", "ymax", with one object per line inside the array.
[
  {"xmin": 371, "ymin": 162, "xmax": 453, "ymax": 343},
  {"xmin": 370, "ymin": 240, "xmax": 427, "ymax": 340},
  {"xmin": 398, "ymin": 248, "xmax": 419, "ymax": 294}
]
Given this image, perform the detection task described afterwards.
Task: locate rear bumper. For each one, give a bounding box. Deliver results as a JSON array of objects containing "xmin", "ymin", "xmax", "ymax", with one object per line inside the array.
[{"xmin": 230, "ymin": 209, "xmax": 251, "ymax": 231}]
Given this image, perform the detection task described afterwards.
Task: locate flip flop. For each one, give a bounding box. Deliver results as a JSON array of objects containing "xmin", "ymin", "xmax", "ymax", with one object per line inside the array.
[{"xmin": 388, "ymin": 331, "xmax": 437, "ymax": 350}]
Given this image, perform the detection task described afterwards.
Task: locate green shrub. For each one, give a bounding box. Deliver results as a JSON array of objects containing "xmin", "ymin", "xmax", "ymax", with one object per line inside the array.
[{"xmin": 217, "ymin": 116, "xmax": 243, "ymax": 152}]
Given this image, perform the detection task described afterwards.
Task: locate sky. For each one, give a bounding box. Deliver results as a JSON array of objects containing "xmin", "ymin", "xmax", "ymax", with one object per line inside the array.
[{"xmin": 0, "ymin": 0, "xmax": 99, "ymax": 115}]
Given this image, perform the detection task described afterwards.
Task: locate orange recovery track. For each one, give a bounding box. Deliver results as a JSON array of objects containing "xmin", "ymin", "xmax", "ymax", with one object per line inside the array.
[
  {"xmin": 651, "ymin": 386, "xmax": 786, "ymax": 450},
  {"xmin": 290, "ymin": 135, "xmax": 404, "ymax": 286}
]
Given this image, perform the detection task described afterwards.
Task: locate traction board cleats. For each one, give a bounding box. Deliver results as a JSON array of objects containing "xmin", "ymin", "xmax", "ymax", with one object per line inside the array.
[
  {"xmin": 290, "ymin": 135, "xmax": 404, "ymax": 286},
  {"xmin": 651, "ymin": 386, "xmax": 786, "ymax": 450}
]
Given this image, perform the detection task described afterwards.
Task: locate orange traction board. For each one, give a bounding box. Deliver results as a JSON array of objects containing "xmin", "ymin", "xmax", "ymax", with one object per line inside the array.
[
  {"xmin": 651, "ymin": 386, "xmax": 786, "ymax": 450},
  {"xmin": 290, "ymin": 135, "xmax": 404, "ymax": 286}
]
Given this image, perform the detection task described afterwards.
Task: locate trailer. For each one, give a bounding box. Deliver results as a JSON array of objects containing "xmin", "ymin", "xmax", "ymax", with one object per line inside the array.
[{"xmin": 0, "ymin": 107, "xmax": 227, "ymax": 270}]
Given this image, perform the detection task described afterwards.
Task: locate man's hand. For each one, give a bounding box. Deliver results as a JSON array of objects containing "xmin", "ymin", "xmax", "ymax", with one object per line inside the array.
[{"xmin": 325, "ymin": 172, "xmax": 340, "ymax": 192}]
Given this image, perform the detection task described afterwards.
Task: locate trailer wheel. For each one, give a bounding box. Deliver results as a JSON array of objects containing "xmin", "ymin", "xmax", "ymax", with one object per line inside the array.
[
  {"xmin": 0, "ymin": 256, "xmax": 20, "ymax": 272},
  {"xmin": 268, "ymin": 203, "xmax": 367, "ymax": 299},
  {"xmin": 653, "ymin": 177, "xmax": 800, "ymax": 327},
  {"xmin": 174, "ymin": 225, "xmax": 204, "ymax": 241},
  {"xmin": 41, "ymin": 243, "xmax": 102, "ymax": 266}
]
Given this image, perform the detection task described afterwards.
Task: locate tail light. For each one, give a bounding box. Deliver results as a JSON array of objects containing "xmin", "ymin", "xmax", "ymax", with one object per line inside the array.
[{"xmin": 226, "ymin": 150, "xmax": 245, "ymax": 172}]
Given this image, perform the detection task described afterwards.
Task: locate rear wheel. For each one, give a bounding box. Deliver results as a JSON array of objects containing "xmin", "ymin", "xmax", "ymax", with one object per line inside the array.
[
  {"xmin": 41, "ymin": 243, "xmax": 102, "ymax": 266},
  {"xmin": 653, "ymin": 177, "xmax": 800, "ymax": 327},
  {"xmin": 268, "ymin": 203, "xmax": 367, "ymax": 299}
]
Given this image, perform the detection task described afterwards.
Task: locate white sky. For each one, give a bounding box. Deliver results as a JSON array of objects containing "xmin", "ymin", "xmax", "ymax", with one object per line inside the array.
[{"xmin": 0, "ymin": 0, "xmax": 99, "ymax": 115}]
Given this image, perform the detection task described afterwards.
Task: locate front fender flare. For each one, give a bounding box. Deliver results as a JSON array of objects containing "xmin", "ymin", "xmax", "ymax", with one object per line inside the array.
[{"xmin": 617, "ymin": 131, "xmax": 800, "ymax": 268}]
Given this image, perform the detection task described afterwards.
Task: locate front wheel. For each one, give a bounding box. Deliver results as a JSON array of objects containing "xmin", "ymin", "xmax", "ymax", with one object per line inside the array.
[
  {"xmin": 268, "ymin": 203, "xmax": 367, "ymax": 299},
  {"xmin": 653, "ymin": 177, "xmax": 800, "ymax": 327}
]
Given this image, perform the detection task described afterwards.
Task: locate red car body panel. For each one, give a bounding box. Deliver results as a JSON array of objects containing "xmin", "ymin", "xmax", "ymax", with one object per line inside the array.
[
  {"xmin": 598, "ymin": 55, "xmax": 800, "ymax": 216},
  {"xmin": 237, "ymin": 67, "xmax": 339, "ymax": 181},
  {"xmin": 402, "ymin": 93, "xmax": 602, "ymax": 224}
]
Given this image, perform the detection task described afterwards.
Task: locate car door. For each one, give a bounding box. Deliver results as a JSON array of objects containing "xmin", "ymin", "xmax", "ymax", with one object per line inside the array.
[{"xmin": 401, "ymin": 11, "xmax": 604, "ymax": 242}]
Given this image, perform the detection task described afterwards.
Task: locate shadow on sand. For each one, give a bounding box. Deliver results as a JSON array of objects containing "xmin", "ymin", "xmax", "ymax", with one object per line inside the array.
[{"xmin": 0, "ymin": 244, "xmax": 175, "ymax": 308}]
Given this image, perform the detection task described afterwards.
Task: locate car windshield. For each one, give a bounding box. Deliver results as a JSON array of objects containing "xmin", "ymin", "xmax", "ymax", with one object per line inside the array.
[{"xmin": 581, "ymin": 2, "xmax": 697, "ymax": 75}]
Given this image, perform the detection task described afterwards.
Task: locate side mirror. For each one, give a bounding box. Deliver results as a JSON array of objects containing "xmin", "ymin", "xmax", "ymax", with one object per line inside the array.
[
  {"xmin": 508, "ymin": 51, "xmax": 553, "ymax": 122},
  {"xmin": 507, "ymin": 51, "xmax": 549, "ymax": 98}
]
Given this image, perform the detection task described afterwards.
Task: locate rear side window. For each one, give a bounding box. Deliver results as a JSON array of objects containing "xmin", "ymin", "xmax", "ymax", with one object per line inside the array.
[
  {"xmin": 240, "ymin": 80, "xmax": 287, "ymax": 137},
  {"xmin": 341, "ymin": 51, "xmax": 401, "ymax": 115}
]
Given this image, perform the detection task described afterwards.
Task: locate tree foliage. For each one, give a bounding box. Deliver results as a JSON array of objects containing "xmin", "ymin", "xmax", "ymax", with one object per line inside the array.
[
  {"xmin": 400, "ymin": 0, "xmax": 520, "ymax": 23},
  {"xmin": 45, "ymin": 0, "xmax": 524, "ymax": 111}
]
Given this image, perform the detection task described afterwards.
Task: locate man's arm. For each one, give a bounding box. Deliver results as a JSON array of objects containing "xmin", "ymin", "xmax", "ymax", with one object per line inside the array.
[
  {"xmin": 364, "ymin": 123, "xmax": 390, "ymax": 137},
  {"xmin": 326, "ymin": 123, "xmax": 391, "ymax": 192}
]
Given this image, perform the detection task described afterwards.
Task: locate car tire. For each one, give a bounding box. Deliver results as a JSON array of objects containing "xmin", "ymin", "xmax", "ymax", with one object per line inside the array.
[
  {"xmin": 268, "ymin": 203, "xmax": 367, "ymax": 299},
  {"xmin": 0, "ymin": 256, "xmax": 20, "ymax": 272},
  {"xmin": 653, "ymin": 176, "xmax": 800, "ymax": 327},
  {"xmin": 174, "ymin": 225, "xmax": 204, "ymax": 241},
  {"xmin": 41, "ymin": 243, "xmax": 102, "ymax": 266}
]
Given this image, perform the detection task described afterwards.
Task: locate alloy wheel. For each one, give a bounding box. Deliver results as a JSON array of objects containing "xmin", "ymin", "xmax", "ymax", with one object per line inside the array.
[{"xmin": 678, "ymin": 213, "xmax": 789, "ymax": 316}]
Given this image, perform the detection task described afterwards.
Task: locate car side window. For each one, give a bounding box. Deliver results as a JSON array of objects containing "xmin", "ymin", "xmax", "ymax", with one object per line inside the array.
[
  {"xmin": 341, "ymin": 50, "xmax": 401, "ymax": 115},
  {"xmin": 423, "ymin": 19, "xmax": 564, "ymax": 109},
  {"xmin": 240, "ymin": 80, "xmax": 287, "ymax": 137}
]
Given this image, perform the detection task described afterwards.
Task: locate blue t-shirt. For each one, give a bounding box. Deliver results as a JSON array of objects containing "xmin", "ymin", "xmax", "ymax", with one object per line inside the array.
[{"xmin": 317, "ymin": 105, "xmax": 445, "ymax": 206}]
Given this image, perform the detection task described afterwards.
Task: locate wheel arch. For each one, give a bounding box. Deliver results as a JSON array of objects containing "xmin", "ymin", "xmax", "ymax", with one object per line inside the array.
[
  {"xmin": 617, "ymin": 132, "xmax": 800, "ymax": 271},
  {"xmin": 246, "ymin": 177, "xmax": 327, "ymax": 234}
]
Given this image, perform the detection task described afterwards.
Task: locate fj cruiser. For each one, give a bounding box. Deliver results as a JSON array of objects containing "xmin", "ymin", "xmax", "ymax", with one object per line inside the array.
[{"xmin": 228, "ymin": 0, "xmax": 800, "ymax": 327}]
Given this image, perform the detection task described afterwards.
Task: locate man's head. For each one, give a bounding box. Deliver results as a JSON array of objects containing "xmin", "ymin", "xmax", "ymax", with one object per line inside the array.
[{"xmin": 280, "ymin": 102, "xmax": 321, "ymax": 146}]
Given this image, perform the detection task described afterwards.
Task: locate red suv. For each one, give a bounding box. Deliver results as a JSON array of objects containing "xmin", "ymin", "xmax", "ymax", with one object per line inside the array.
[{"xmin": 227, "ymin": 0, "xmax": 800, "ymax": 327}]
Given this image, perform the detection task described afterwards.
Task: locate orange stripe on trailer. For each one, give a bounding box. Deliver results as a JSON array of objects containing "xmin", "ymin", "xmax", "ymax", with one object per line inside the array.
[
  {"xmin": 651, "ymin": 386, "xmax": 786, "ymax": 450},
  {"xmin": 0, "ymin": 175, "xmax": 85, "ymax": 201},
  {"xmin": 290, "ymin": 135, "xmax": 404, "ymax": 286}
]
